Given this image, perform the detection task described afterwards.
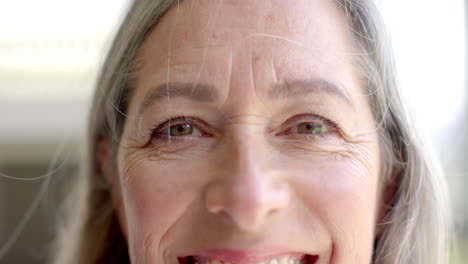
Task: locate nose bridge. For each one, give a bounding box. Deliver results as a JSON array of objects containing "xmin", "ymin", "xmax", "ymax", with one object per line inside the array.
[
  {"xmin": 222, "ymin": 118, "xmax": 269, "ymax": 192},
  {"xmin": 226, "ymin": 126, "xmax": 265, "ymax": 195},
  {"xmin": 229, "ymin": 122, "xmax": 264, "ymax": 171},
  {"xmin": 205, "ymin": 123, "xmax": 290, "ymax": 231}
]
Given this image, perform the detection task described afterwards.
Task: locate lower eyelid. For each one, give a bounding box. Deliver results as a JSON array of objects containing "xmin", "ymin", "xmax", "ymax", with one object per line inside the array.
[
  {"xmin": 152, "ymin": 127, "xmax": 208, "ymax": 140},
  {"xmin": 151, "ymin": 135, "xmax": 200, "ymax": 145},
  {"xmin": 289, "ymin": 131, "xmax": 335, "ymax": 137}
]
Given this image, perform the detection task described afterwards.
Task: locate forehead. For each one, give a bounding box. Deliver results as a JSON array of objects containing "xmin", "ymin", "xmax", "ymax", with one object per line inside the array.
[
  {"xmin": 133, "ymin": 0, "xmax": 360, "ymax": 109},
  {"xmin": 153, "ymin": 0, "xmax": 347, "ymax": 46}
]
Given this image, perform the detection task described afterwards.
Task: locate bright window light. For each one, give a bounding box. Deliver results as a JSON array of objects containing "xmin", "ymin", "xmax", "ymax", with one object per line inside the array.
[{"xmin": 380, "ymin": 0, "xmax": 466, "ymax": 140}]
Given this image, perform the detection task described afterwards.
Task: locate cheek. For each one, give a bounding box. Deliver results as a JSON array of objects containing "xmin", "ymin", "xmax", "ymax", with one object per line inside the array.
[
  {"xmin": 292, "ymin": 157, "xmax": 379, "ymax": 217},
  {"xmin": 119, "ymin": 159, "xmax": 206, "ymax": 262},
  {"xmin": 289, "ymin": 155, "xmax": 380, "ymax": 261}
]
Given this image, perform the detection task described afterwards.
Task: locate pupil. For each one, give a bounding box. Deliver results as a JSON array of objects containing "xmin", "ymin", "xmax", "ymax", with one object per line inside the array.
[
  {"xmin": 300, "ymin": 123, "xmax": 323, "ymax": 134},
  {"xmin": 171, "ymin": 124, "xmax": 192, "ymax": 136}
]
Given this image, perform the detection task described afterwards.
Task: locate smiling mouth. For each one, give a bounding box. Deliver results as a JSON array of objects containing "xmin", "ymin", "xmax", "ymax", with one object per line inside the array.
[{"xmin": 178, "ymin": 254, "xmax": 319, "ymax": 264}]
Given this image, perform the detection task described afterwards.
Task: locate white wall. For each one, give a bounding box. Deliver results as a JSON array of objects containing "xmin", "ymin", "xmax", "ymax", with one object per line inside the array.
[{"xmin": 0, "ymin": 0, "xmax": 131, "ymax": 162}]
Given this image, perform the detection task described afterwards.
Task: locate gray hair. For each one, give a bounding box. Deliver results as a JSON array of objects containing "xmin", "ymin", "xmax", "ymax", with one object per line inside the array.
[{"xmin": 50, "ymin": 0, "xmax": 452, "ymax": 263}]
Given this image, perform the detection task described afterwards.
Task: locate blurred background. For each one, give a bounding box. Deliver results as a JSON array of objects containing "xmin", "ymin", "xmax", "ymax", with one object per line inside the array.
[{"xmin": 0, "ymin": 0, "xmax": 466, "ymax": 263}]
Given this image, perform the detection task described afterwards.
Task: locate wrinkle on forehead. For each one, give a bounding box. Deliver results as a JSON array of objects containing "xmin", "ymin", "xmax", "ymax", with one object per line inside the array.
[
  {"xmin": 161, "ymin": 0, "xmax": 351, "ymax": 49},
  {"xmin": 131, "ymin": 0, "xmax": 365, "ymax": 125},
  {"xmin": 138, "ymin": 0, "xmax": 355, "ymax": 71}
]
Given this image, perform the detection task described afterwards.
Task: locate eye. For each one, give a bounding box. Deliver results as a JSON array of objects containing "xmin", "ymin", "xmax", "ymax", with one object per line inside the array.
[
  {"xmin": 279, "ymin": 114, "xmax": 338, "ymax": 137},
  {"xmin": 151, "ymin": 116, "xmax": 208, "ymax": 140},
  {"xmin": 296, "ymin": 122, "xmax": 329, "ymax": 134},
  {"xmin": 167, "ymin": 123, "xmax": 202, "ymax": 137}
]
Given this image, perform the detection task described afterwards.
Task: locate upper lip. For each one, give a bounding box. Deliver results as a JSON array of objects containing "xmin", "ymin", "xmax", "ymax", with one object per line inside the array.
[{"xmin": 179, "ymin": 248, "xmax": 308, "ymax": 264}]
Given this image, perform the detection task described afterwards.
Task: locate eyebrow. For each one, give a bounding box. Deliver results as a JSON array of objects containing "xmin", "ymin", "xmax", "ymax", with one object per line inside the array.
[
  {"xmin": 139, "ymin": 79, "xmax": 352, "ymax": 115},
  {"xmin": 139, "ymin": 82, "xmax": 219, "ymax": 114},
  {"xmin": 268, "ymin": 79, "xmax": 352, "ymax": 105}
]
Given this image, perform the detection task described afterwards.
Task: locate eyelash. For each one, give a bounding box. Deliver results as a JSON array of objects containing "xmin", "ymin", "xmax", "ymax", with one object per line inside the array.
[
  {"xmin": 149, "ymin": 113, "xmax": 341, "ymax": 140},
  {"xmin": 277, "ymin": 113, "xmax": 341, "ymax": 136},
  {"xmin": 150, "ymin": 115, "xmax": 209, "ymax": 139}
]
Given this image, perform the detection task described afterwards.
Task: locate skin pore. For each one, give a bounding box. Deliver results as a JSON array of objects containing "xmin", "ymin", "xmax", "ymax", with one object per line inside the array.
[{"xmin": 102, "ymin": 0, "xmax": 383, "ymax": 263}]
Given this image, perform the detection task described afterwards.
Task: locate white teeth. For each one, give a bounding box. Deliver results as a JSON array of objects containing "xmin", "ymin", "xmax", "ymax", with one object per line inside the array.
[
  {"xmin": 196, "ymin": 255, "xmax": 304, "ymax": 264},
  {"xmin": 279, "ymin": 256, "xmax": 289, "ymax": 264}
]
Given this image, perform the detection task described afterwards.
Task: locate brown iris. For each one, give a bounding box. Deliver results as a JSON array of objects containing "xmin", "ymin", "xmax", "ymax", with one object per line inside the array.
[{"xmin": 169, "ymin": 124, "xmax": 193, "ymax": 136}]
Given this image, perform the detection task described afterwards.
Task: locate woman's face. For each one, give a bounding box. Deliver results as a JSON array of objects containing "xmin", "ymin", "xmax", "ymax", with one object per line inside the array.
[{"xmin": 113, "ymin": 0, "xmax": 382, "ymax": 263}]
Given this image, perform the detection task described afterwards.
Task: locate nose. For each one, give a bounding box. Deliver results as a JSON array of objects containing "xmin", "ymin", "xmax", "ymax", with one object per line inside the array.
[{"xmin": 204, "ymin": 132, "xmax": 290, "ymax": 231}]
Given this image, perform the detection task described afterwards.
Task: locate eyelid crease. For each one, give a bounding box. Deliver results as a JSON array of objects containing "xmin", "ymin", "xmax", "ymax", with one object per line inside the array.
[
  {"xmin": 150, "ymin": 115, "xmax": 211, "ymax": 137},
  {"xmin": 275, "ymin": 113, "xmax": 343, "ymax": 136},
  {"xmin": 150, "ymin": 112, "xmax": 343, "ymax": 131},
  {"xmin": 148, "ymin": 112, "xmax": 346, "ymax": 143}
]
